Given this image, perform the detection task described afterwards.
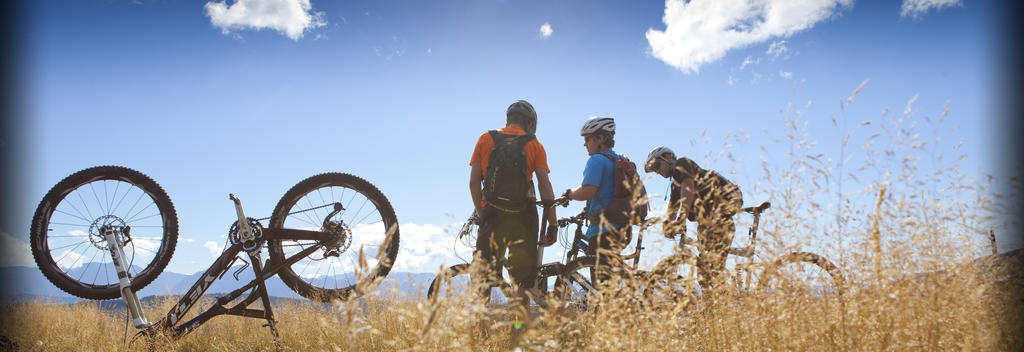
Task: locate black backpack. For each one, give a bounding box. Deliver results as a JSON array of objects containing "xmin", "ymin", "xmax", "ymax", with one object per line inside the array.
[
  {"xmin": 590, "ymin": 152, "xmax": 649, "ymax": 226},
  {"xmin": 482, "ymin": 131, "xmax": 535, "ymax": 210}
]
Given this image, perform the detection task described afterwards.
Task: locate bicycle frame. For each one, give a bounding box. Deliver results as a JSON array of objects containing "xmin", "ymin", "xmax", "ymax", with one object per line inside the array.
[
  {"xmin": 560, "ymin": 212, "xmax": 651, "ymax": 270},
  {"xmin": 108, "ymin": 195, "xmax": 344, "ymax": 341},
  {"xmin": 670, "ymin": 201, "xmax": 771, "ymax": 290}
]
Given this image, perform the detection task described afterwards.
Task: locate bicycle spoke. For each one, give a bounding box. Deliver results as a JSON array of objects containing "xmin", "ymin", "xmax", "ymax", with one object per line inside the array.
[
  {"xmin": 49, "ymin": 240, "xmax": 91, "ymax": 252},
  {"xmin": 122, "ymin": 192, "xmax": 146, "ymax": 224},
  {"xmin": 90, "ymin": 250, "xmax": 106, "ymax": 286},
  {"xmin": 107, "ymin": 180, "xmax": 121, "ymax": 215},
  {"xmin": 348, "ymin": 197, "xmax": 369, "ymax": 227},
  {"xmin": 111, "ymin": 181, "xmax": 133, "ymax": 217},
  {"xmin": 76, "ymin": 192, "xmax": 96, "ymax": 221},
  {"xmin": 125, "ymin": 202, "xmax": 156, "ymax": 223},
  {"xmin": 89, "ymin": 183, "xmax": 106, "ymax": 216},
  {"xmin": 76, "ymin": 247, "xmax": 104, "ymax": 283},
  {"xmin": 302, "ymin": 196, "xmax": 322, "ymax": 229},
  {"xmin": 47, "ymin": 222, "xmax": 92, "ymax": 228},
  {"xmin": 127, "ymin": 212, "xmax": 161, "ymax": 223},
  {"xmin": 103, "ymin": 180, "xmax": 111, "ymax": 215},
  {"xmin": 59, "ymin": 202, "xmax": 93, "ymax": 224}
]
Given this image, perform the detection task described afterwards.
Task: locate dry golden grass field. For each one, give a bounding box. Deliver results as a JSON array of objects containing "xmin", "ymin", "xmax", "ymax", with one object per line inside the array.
[
  {"xmin": 2, "ymin": 91, "xmax": 1022, "ymax": 351},
  {"xmin": 0, "ymin": 256, "xmax": 1021, "ymax": 351}
]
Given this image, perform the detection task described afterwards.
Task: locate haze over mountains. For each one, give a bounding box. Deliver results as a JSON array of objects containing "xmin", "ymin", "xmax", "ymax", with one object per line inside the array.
[
  {"xmin": 0, "ymin": 264, "xmax": 438, "ymax": 303},
  {"xmin": 3, "ymin": 249, "xmax": 1020, "ymax": 305}
]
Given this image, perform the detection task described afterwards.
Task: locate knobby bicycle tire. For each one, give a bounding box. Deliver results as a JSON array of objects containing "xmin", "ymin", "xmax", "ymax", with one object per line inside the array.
[
  {"xmin": 758, "ymin": 251, "xmax": 845, "ymax": 296},
  {"xmin": 268, "ymin": 173, "xmax": 400, "ymax": 302},
  {"xmin": 31, "ymin": 166, "xmax": 178, "ymax": 300},
  {"xmin": 556, "ymin": 255, "xmax": 626, "ymax": 311},
  {"xmin": 426, "ymin": 263, "xmax": 514, "ymax": 301},
  {"xmin": 647, "ymin": 250, "xmax": 701, "ymax": 307},
  {"xmin": 427, "ymin": 262, "xmax": 563, "ymax": 306}
]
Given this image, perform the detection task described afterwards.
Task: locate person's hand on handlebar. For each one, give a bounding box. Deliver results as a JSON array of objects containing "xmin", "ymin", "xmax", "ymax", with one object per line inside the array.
[{"xmin": 539, "ymin": 222, "xmax": 558, "ymax": 247}]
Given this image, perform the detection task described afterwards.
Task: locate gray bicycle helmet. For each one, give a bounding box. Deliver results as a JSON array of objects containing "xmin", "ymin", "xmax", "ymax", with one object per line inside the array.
[
  {"xmin": 580, "ymin": 116, "xmax": 615, "ymax": 136},
  {"xmin": 506, "ymin": 100, "xmax": 537, "ymax": 134},
  {"xmin": 645, "ymin": 146, "xmax": 675, "ymax": 173}
]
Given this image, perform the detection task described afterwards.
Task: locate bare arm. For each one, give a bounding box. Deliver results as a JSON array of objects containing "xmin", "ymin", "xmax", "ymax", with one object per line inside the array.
[
  {"xmin": 534, "ymin": 168, "xmax": 557, "ymax": 224},
  {"xmin": 663, "ymin": 178, "xmax": 696, "ymax": 237},
  {"xmin": 565, "ymin": 184, "xmax": 598, "ymax": 202},
  {"xmin": 470, "ymin": 162, "xmax": 484, "ymax": 216},
  {"xmin": 677, "ymin": 177, "xmax": 696, "ymax": 220}
]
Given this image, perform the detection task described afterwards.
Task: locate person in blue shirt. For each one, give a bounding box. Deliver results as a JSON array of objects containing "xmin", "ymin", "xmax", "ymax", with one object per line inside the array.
[{"xmin": 562, "ymin": 116, "xmax": 627, "ymax": 258}]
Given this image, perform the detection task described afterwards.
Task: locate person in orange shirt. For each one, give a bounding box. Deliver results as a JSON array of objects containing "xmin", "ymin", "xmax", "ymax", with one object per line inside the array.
[{"xmin": 469, "ymin": 100, "xmax": 557, "ymax": 305}]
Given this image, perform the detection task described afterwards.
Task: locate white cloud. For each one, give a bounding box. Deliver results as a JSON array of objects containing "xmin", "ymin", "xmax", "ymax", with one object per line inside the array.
[
  {"xmin": 900, "ymin": 0, "xmax": 962, "ymax": 19},
  {"xmin": 54, "ymin": 250, "xmax": 86, "ymax": 270},
  {"xmin": 392, "ymin": 223, "xmax": 453, "ymax": 271},
  {"xmin": 766, "ymin": 40, "xmax": 789, "ymax": 57},
  {"xmin": 204, "ymin": 241, "xmax": 224, "ymax": 256},
  {"xmin": 540, "ymin": 22, "xmax": 553, "ymax": 39},
  {"xmin": 779, "ymin": 71, "xmax": 793, "ymax": 79},
  {"xmin": 0, "ymin": 232, "xmax": 35, "ymax": 267},
  {"xmin": 646, "ymin": 0, "xmax": 852, "ymax": 73},
  {"xmin": 739, "ymin": 55, "xmax": 759, "ymax": 70},
  {"xmin": 204, "ymin": 0, "xmax": 327, "ymax": 41}
]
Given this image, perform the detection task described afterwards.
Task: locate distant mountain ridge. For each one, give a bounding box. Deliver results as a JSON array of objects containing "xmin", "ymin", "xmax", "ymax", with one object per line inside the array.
[
  {"xmin": 0, "ymin": 264, "xmax": 438, "ymax": 303},
  {"xmin": 4, "ymin": 248, "xmax": 1020, "ymax": 304}
]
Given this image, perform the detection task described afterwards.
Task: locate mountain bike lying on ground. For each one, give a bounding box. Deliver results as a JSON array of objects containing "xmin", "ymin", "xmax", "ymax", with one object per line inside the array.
[
  {"xmin": 560, "ymin": 201, "xmax": 847, "ymax": 310},
  {"xmin": 30, "ymin": 166, "xmax": 400, "ymax": 344}
]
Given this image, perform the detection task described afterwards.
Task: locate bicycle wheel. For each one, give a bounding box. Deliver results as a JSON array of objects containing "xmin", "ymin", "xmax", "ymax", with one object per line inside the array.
[
  {"xmin": 525, "ymin": 262, "xmax": 564, "ymax": 308},
  {"xmin": 30, "ymin": 166, "xmax": 178, "ymax": 300},
  {"xmin": 267, "ymin": 173, "xmax": 400, "ymax": 302},
  {"xmin": 426, "ymin": 263, "xmax": 512, "ymax": 303},
  {"xmin": 757, "ymin": 251, "xmax": 843, "ymax": 317},
  {"xmin": 648, "ymin": 250, "xmax": 701, "ymax": 307},
  {"xmin": 758, "ymin": 251, "xmax": 845, "ymax": 301},
  {"xmin": 554, "ymin": 255, "xmax": 625, "ymax": 311},
  {"xmin": 427, "ymin": 264, "xmax": 468, "ymax": 299}
]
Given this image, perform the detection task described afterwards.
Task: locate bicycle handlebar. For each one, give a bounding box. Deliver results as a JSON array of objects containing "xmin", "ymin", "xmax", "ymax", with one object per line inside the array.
[
  {"xmin": 556, "ymin": 211, "xmax": 587, "ymax": 227},
  {"xmin": 742, "ymin": 201, "xmax": 771, "ymax": 215},
  {"xmin": 461, "ymin": 196, "xmax": 571, "ymax": 237}
]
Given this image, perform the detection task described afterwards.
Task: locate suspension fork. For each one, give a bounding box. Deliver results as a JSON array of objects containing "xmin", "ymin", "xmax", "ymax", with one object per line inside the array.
[
  {"xmin": 632, "ymin": 227, "xmax": 645, "ymax": 269},
  {"xmin": 104, "ymin": 226, "xmax": 151, "ymax": 329},
  {"xmin": 743, "ymin": 211, "xmax": 762, "ymax": 290}
]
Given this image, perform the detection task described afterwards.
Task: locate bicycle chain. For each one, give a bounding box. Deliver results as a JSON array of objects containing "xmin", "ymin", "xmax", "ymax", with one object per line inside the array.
[{"xmin": 254, "ymin": 202, "xmax": 339, "ymax": 222}]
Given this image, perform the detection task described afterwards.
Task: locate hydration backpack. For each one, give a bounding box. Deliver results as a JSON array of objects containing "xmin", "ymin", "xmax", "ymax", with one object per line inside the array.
[
  {"xmin": 482, "ymin": 131, "xmax": 535, "ymax": 211},
  {"xmin": 591, "ymin": 152, "xmax": 649, "ymax": 226}
]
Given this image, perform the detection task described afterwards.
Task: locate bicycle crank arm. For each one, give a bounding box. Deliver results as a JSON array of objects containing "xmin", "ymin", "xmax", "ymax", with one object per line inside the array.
[
  {"xmin": 104, "ymin": 230, "xmax": 151, "ymax": 329},
  {"xmin": 229, "ymin": 194, "xmax": 256, "ymax": 246}
]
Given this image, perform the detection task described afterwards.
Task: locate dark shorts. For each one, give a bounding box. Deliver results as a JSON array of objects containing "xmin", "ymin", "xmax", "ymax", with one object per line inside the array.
[
  {"xmin": 696, "ymin": 215, "xmax": 736, "ymax": 291},
  {"xmin": 475, "ymin": 205, "xmax": 539, "ymax": 289}
]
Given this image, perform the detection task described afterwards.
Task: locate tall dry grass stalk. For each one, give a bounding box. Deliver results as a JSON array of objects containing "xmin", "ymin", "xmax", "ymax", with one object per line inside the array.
[{"xmin": 2, "ymin": 83, "xmax": 1021, "ymax": 351}]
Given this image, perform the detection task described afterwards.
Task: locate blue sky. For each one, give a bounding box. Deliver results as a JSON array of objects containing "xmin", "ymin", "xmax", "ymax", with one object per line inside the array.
[{"xmin": 2, "ymin": 0, "xmax": 1017, "ymax": 275}]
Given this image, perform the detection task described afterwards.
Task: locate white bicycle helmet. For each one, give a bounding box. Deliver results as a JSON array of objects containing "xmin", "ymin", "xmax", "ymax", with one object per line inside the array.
[
  {"xmin": 580, "ymin": 116, "xmax": 615, "ymax": 136},
  {"xmin": 645, "ymin": 146, "xmax": 675, "ymax": 173}
]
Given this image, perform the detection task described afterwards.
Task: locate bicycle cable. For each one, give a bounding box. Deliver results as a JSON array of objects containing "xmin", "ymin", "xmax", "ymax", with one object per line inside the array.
[
  {"xmin": 559, "ymin": 226, "xmax": 570, "ymax": 262},
  {"xmin": 453, "ymin": 221, "xmax": 477, "ymax": 264},
  {"xmin": 243, "ymin": 203, "xmax": 339, "ymax": 252}
]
